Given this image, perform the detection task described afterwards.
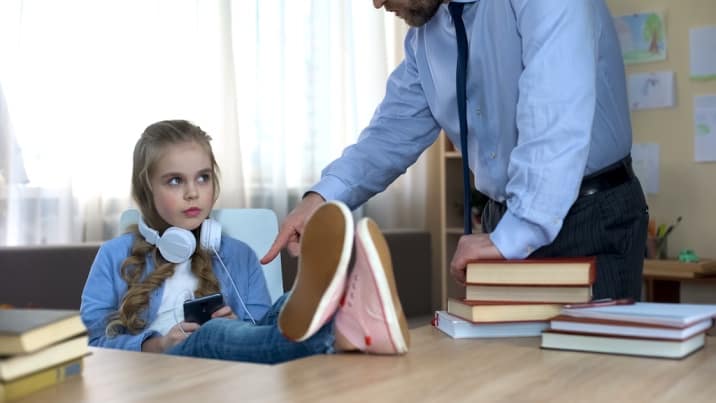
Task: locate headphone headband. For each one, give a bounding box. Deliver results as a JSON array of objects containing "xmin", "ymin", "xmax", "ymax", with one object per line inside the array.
[{"xmin": 137, "ymin": 216, "xmax": 160, "ymax": 245}]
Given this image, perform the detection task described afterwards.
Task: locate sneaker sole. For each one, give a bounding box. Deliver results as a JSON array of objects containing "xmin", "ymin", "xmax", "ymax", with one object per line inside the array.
[
  {"xmin": 357, "ymin": 218, "xmax": 410, "ymax": 353},
  {"xmin": 278, "ymin": 201, "xmax": 353, "ymax": 341}
]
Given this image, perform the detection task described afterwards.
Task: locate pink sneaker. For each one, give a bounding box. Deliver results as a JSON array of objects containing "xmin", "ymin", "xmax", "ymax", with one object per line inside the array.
[
  {"xmin": 334, "ymin": 218, "xmax": 410, "ymax": 354},
  {"xmin": 278, "ymin": 201, "xmax": 353, "ymax": 341}
]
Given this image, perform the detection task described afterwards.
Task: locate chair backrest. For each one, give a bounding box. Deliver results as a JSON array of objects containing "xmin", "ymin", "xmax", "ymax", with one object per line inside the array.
[{"xmin": 118, "ymin": 208, "xmax": 283, "ymax": 303}]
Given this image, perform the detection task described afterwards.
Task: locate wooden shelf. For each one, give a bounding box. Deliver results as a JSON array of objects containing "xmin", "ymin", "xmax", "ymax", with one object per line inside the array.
[{"xmin": 430, "ymin": 132, "xmax": 474, "ymax": 308}]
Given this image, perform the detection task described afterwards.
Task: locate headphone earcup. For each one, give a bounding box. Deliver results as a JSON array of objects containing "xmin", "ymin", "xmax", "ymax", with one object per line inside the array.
[
  {"xmin": 156, "ymin": 226, "xmax": 196, "ymax": 263},
  {"xmin": 199, "ymin": 218, "xmax": 222, "ymax": 252}
]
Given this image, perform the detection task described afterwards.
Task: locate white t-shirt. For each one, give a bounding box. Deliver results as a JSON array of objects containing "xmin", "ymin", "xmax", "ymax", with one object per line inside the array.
[{"xmin": 147, "ymin": 259, "xmax": 199, "ymax": 335}]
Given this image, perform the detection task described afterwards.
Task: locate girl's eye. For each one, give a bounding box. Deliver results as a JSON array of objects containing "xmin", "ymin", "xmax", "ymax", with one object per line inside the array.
[
  {"xmin": 168, "ymin": 177, "xmax": 182, "ymax": 185},
  {"xmin": 198, "ymin": 173, "xmax": 211, "ymax": 183}
]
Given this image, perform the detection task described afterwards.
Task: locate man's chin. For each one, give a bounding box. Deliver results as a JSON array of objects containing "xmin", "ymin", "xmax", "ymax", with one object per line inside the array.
[
  {"xmin": 401, "ymin": 15, "xmax": 430, "ymax": 27},
  {"xmin": 400, "ymin": 4, "xmax": 441, "ymax": 27}
]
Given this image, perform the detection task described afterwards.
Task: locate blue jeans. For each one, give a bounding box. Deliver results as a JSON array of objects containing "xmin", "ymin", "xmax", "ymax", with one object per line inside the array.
[{"xmin": 167, "ymin": 293, "xmax": 335, "ymax": 364}]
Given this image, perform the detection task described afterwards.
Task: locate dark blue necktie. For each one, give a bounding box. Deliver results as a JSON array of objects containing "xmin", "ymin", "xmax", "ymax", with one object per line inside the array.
[{"xmin": 449, "ymin": 2, "xmax": 472, "ymax": 235}]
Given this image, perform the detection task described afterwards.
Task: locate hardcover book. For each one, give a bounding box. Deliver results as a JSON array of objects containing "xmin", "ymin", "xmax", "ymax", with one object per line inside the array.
[
  {"xmin": 541, "ymin": 331, "xmax": 706, "ymax": 359},
  {"xmin": 549, "ymin": 315, "xmax": 713, "ymax": 340},
  {"xmin": 0, "ymin": 309, "xmax": 86, "ymax": 355},
  {"xmin": 0, "ymin": 335, "xmax": 89, "ymax": 382},
  {"xmin": 434, "ymin": 310, "xmax": 548, "ymax": 339},
  {"xmin": 560, "ymin": 302, "xmax": 716, "ymax": 328},
  {"xmin": 465, "ymin": 257, "xmax": 596, "ymax": 285},
  {"xmin": 0, "ymin": 358, "xmax": 83, "ymax": 402},
  {"xmin": 465, "ymin": 284, "xmax": 592, "ymax": 303},
  {"xmin": 447, "ymin": 298, "xmax": 563, "ymax": 323}
]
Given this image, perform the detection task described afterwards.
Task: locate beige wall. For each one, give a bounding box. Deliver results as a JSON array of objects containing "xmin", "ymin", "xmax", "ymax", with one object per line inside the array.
[{"xmin": 607, "ymin": 0, "xmax": 716, "ymax": 259}]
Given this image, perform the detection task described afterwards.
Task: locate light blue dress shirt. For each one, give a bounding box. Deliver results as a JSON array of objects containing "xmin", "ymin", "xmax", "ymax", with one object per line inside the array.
[{"xmin": 311, "ymin": 0, "xmax": 631, "ymax": 259}]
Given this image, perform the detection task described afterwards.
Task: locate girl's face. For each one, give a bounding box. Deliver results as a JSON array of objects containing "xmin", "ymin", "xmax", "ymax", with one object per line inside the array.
[{"xmin": 150, "ymin": 141, "xmax": 215, "ymax": 231}]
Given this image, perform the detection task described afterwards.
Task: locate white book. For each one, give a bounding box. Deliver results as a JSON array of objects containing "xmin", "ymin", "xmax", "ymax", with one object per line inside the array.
[
  {"xmin": 549, "ymin": 316, "xmax": 713, "ymax": 340},
  {"xmin": 541, "ymin": 331, "xmax": 705, "ymax": 359},
  {"xmin": 433, "ymin": 311, "xmax": 548, "ymax": 339},
  {"xmin": 561, "ymin": 302, "xmax": 716, "ymax": 328}
]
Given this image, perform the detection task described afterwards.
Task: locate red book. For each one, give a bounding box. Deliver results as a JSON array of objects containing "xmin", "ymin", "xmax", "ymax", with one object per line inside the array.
[
  {"xmin": 447, "ymin": 298, "xmax": 563, "ymax": 323},
  {"xmin": 465, "ymin": 257, "xmax": 596, "ymax": 286}
]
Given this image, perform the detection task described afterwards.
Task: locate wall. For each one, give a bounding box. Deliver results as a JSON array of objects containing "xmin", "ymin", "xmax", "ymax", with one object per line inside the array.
[{"xmin": 606, "ymin": 0, "xmax": 716, "ymax": 259}]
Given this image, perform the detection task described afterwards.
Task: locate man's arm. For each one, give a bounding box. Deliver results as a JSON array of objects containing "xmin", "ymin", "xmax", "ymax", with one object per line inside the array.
[
  {"xmin": 491, "ymin": 0, "xmax": 598, "ymax": 259},
  {"xmin": 263, "ymin": 29, "xmax": 440, "ymax": 262},
  {"xmin": 310, "ymin": 29, "xmax": 441, "ymax": 208}
]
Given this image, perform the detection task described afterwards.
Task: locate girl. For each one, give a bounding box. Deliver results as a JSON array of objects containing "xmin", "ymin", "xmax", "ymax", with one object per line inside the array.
[{"xmin": 80, "ymin": 120, "xmax": 409, "ymax": 364}]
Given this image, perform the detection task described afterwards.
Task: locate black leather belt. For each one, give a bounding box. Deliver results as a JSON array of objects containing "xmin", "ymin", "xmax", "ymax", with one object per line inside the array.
[{"xmin": 579, "ymin": 155, "xmax": 635, "ymax": 198}]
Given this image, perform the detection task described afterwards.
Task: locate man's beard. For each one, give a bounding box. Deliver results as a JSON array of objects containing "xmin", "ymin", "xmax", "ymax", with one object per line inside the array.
[{"xmin": 401, "ymin": 0, "xmax": 443, "ymax": 27}]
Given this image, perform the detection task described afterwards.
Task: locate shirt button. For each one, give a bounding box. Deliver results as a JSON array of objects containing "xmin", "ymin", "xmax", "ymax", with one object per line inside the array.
[
  {"xmin": 490, "ymin": 152, "xmax": 496, "ymax": 159},
  {"xmin": 526, "ymin": 246, "xmax": 535, "ymax": 254},
  {"xmin": 475, "ymin": 107, "xmax": 482, "ymax": 116}
]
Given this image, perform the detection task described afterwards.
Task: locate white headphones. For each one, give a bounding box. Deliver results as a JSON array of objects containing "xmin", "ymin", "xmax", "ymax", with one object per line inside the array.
[{"xmin": 137, "ymin": 216, "xmax": 221, "ymax": 263}]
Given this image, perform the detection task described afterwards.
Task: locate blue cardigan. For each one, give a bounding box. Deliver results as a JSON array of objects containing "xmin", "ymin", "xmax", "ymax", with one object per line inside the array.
[{"xmin": 80, "ymin": 233, "xmax": 272, "ymax": 351}]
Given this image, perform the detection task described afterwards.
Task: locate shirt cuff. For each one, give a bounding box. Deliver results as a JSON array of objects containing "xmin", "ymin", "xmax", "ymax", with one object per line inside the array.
[
  {"xmin": 308, "ymin": 175, "xmax": 353, "ymax": 207},
  {"xmin": 489, "ymin": 210, "xmax": 550, "ymax": 259}
]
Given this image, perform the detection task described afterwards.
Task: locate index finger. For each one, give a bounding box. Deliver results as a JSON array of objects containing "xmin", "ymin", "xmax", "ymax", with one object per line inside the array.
[{"xmin": 260, "ymin": 226, "xmax": 294, "ymax": 265}]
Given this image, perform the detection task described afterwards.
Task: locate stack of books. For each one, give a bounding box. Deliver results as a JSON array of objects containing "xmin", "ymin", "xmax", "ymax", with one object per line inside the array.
[
  {"xmin": 438, "ymin": 258, "xmax": 595, "ymax": 338},
  {"xmin": 541, "ymin": 302, "xmax": 716, "ymax": 359},
  {"xmin": 0, "ymin": 309, "xmax": 88, "ymax": 401}
]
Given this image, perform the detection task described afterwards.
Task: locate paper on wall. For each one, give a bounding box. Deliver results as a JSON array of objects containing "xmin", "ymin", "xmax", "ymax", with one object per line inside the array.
[
  {"xmin": 694, "ymin": 95, "xmax": 716, "ymax": 162},
  {"xmin": 627, "ymin": 71, "xmax": 675, "ymax": 110},
  {"xmin": 689, "ymin": 26, "xmax": 716, "ymax": 81},
  {"xmin": 614, "ymin": 12, "xmax": 667, "ymax": 65}
]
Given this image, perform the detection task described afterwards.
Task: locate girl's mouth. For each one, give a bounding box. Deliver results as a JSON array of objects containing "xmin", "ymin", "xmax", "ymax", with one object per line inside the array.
[{"xmin": 184, "ymin": 207, "xmax": 201, "ymax": 217}]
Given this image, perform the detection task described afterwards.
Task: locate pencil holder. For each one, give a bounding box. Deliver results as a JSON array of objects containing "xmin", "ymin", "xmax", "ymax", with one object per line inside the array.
[{"xmin": 646, "ymin": 235, "xmax": 667, "ymax": 259}]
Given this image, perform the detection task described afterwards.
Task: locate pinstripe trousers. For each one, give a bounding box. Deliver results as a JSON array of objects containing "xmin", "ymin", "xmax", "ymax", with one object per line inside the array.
[{"xmin": 481, "ymin": 176, "xmax": 649, "ymax": 300}]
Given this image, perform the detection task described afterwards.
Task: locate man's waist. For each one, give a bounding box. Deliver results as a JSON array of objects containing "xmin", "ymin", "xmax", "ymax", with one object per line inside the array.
[{"xmin": 579, "ymin": 155, "xmax": 635, "ymax": 197}]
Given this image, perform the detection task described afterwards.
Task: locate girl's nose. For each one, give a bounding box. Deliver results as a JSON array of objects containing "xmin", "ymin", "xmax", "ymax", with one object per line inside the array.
[{"xmin": 184, "ymin": 184, "xmax": 198, "ymax": 200}]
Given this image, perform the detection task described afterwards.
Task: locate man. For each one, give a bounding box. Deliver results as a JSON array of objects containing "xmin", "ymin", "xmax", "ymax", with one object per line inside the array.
[{"xmin": 262, "ymin": 0, "xmax": 648, "ymax": 300}]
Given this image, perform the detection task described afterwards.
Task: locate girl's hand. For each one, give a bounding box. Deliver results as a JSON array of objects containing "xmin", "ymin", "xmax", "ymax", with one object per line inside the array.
[
  {"xmin": 141, "ymin": 321, "xmax": 200, "ymax": 353},
  {"xmin": 211, "ymin": 305, "xmax": 237, "ymax": 320}
]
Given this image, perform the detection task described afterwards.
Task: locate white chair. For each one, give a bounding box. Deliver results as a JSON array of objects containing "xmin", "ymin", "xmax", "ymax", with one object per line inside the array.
[{"xmin": 118, "ymin": 208, "xmax": 284, "ymax": 303}]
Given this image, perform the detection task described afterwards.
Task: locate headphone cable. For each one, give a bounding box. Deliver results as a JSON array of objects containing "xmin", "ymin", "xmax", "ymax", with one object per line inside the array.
[{"xmin": 212, "ymin": 245, "xmax": 256, "ymax": 325}]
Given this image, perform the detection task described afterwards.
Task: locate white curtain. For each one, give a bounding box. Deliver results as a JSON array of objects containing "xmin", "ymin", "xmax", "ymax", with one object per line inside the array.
[
  {"xmin": 0, "ymin": 0, "xmax": 423, "ymax": 246},
  {"xmin": 362, "ymin": 18, "xmax": 432, "ymax": 230}
]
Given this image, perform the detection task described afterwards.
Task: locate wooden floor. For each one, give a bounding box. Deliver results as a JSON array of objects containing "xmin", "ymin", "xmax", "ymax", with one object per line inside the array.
[{"xmin": 407, "ymin": 314, "xmax": 433, "ymax": 328}]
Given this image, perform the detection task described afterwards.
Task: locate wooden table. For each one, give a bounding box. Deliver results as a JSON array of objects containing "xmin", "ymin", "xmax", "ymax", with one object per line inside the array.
[{"xmin": 17, "ymin": 326, "xmax": 716, "ymax": 403}]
